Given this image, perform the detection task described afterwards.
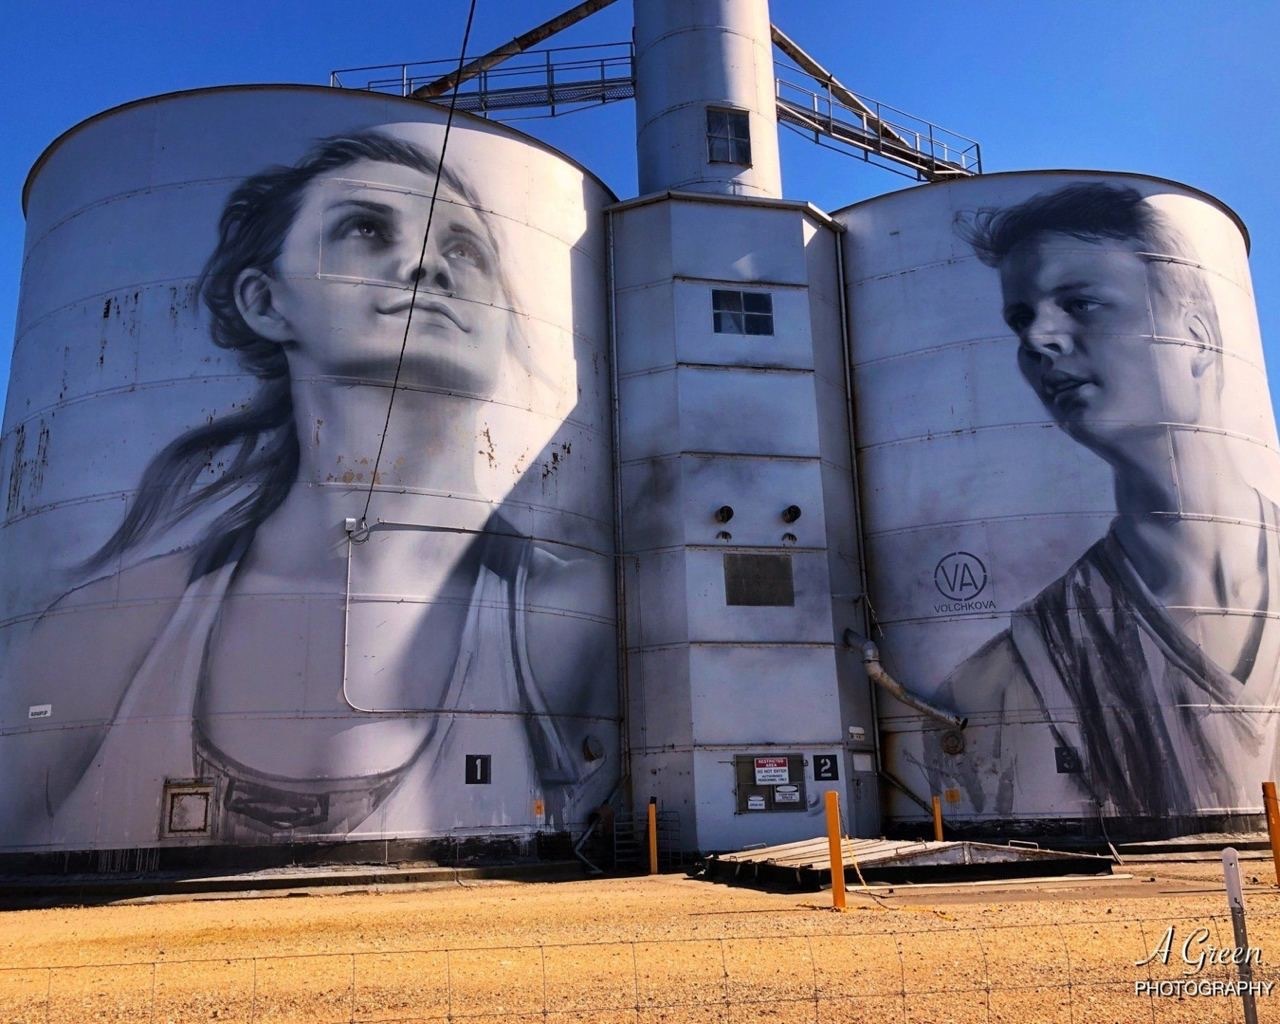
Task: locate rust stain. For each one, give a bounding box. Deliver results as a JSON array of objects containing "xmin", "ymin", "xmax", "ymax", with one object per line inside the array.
[
  {"xmin": 31, "ymin": 423, "xmax": 49, "ymax": 496},
  {"xmin": 479, "ymin": 425, "xmax": 497, "ymax": 469},
  {"xmin": 101, "ymin": 298, "xmax": 112, "ymax": 320},
  {"xmin": 6, "ymin": 424, "xmax": 25, "ymax": 515}
]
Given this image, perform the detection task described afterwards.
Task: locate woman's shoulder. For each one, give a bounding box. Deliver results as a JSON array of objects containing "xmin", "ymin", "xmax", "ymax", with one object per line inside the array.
[
  {"xmin": 16, "ymin": 549, "xmax": 202, "ymax": 708},
  {"xmin": 42, "ymin": 548, "xmax": 199, "ymax": 616}
]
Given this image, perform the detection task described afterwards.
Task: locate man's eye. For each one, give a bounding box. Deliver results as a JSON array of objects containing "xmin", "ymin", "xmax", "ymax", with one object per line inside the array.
[
  {"xmin": 1005, "ymin": 309, "xmax": 1033, "ymax": 332},
  {"xmin": 1062, "ymin": 297, "xmax": 1099, "ymax": 317}
]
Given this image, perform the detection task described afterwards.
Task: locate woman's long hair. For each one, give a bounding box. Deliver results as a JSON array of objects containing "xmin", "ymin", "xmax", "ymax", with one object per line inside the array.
[{"xmin": 82, "ymin": 131, "xmax": 491, "ymax": 581}]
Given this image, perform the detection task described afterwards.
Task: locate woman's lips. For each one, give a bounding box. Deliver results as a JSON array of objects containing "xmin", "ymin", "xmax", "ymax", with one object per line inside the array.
[{"xmin": 377, "ymin": 298, "xmax": 470, "ymax": 332}]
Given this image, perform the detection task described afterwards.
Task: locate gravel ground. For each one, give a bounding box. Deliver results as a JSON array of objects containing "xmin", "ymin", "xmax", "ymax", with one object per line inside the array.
[{"xmin": 2, "ymin": 862, "xmax": 1279, "ymax": 1023}]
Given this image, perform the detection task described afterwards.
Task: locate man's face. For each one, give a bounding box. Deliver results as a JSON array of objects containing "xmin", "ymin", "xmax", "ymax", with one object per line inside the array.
[{"xmin": 997, "ymin": 231, "xmax": 1206, "ymax": 450}]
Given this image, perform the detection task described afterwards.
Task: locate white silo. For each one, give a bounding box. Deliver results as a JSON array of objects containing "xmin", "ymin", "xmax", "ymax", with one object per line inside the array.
[
  {"xmin": 836, "ymin": 171, "xmax": 1280, "ymax": 840},
  {"xmin": 0, "ymin": 86, "xmax": 618, "ymax": 853}
]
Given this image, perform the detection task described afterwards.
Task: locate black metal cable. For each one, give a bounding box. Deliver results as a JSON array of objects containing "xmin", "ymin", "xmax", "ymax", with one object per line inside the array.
[{"xmin": 360, "ymin": 0, "xmax": 480, "ymax": 526}]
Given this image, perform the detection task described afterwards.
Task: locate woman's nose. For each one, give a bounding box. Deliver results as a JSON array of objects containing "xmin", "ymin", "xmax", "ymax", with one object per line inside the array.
[
  {"xmin": 414, "ymin": 248, "xmax": 454, "ymax": 293},
  {"xmin": 391, "ymin": 246, "xmax": 452, "ymax": 292}
]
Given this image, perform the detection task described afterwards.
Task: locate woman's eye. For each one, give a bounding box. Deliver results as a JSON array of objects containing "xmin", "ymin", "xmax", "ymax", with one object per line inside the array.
[
  {"xmin": 336, "ymin": 215, "xmax": 390, "ymax": 244},
  {"xmin": 443, "ymin": 238, "xmax": 487, "ymax": 269}
]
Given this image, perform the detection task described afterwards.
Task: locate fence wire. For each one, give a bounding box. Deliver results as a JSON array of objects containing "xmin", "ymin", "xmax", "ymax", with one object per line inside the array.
[{"xmin": 3, "ymin": 910, "xmax": 1279, "ymax": 1023}]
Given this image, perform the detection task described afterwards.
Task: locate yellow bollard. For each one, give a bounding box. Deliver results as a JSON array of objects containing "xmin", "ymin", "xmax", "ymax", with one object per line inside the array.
[
  {"xmin": 931, "ymin": 794, "xmax": 944, "ymax": 842},
  {"xmin": 1263, "ymin": 782, "xmax": 1280, "ymax": 887},
  {"xmin": 825, "ymin": 790, "xmax": 846, "ymax": 911},
  {"xmin": 647, "ymin": 797, "xmax": 659, "ymax": 875}
]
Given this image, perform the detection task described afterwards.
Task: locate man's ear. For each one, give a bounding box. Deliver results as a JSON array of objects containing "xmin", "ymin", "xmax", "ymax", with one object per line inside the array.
[
  {"xmin": 1186, "ymin": 309, "xmax": 1216, "ymax": 379},
  {"xmin": 234, "ymin": 268, "xmax": 292, "ymax": 344}
]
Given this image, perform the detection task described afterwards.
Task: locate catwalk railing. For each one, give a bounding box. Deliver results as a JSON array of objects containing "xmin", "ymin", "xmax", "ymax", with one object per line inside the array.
[{"xmin": 5, "ymin": 908, "xmax": 1278, "ymax": 1022}]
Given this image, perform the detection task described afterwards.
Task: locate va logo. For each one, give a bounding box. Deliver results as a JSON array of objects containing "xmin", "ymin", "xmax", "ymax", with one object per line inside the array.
[{"xmin": 934, "ymin": 551, "xmax": 988, "ymax": 601}]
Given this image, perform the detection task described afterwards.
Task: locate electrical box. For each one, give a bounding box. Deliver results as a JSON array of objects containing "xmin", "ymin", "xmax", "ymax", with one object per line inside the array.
[{"xmin": 734, "ymin": 753, "xmax": 806, "ymax": 812}]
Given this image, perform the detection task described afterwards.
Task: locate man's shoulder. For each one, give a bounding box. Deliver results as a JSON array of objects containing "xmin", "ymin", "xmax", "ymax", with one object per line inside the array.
[{"xmin": 938, "ymin": 628, "xmax": 1025, "ymax": 712}]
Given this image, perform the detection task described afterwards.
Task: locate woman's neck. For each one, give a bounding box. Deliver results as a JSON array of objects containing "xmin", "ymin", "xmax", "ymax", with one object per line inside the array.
[{"xmin": 237, "ymin": 379, "xmax": 488, "ymax": 581}]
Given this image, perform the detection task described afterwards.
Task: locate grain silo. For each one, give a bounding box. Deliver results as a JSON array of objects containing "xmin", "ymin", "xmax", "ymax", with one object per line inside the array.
[
  {"xmin": 0, "ymin": 86, "xmax": 618, "ymax": 852},
  {"xmin": 836, "ymin": 172, "xmax": 1280, "ymax": 840}
]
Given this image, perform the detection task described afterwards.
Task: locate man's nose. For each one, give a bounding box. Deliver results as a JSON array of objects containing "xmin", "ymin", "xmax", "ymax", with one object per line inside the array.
[{"xmin": 1021, "ymin": 308, "xmax": 1076, "ymax": 357}]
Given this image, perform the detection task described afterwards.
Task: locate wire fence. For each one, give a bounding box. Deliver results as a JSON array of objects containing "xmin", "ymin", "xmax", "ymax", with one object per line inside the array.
[{"xmin": 4, "ymin": 907, "xmax": 1279, "ymax": 1023}]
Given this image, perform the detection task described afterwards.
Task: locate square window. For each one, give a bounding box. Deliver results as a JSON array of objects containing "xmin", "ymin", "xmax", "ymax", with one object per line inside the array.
[
  {"xmin": 712, "ymin": 289, "xmax": 773, "ymax": 336},
  {"xmin": 706, "ymin": 107, "xmax": 751, "ymax": 166}
]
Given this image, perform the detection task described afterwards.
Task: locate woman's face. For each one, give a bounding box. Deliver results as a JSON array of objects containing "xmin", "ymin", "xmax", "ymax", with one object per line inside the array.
[{"xmin": 249, "ymin": 157, "xmax": 510, "ymax": 395}]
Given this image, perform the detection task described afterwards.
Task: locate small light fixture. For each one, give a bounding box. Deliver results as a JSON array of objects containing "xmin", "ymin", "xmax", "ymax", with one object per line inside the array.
[
  {"xmin": 715, "ymin": 505, "xmax": 734, "ymax": 523},
  {"xmin": 781, "ymin": 505, "xmax": 801, "ymax": 523}
]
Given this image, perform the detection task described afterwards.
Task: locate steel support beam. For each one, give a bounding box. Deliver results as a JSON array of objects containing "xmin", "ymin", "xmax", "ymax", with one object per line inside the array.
[
  {"xmin": 412, "ymin": 0, "xmax": 620, "ymax": 99},
  {"xmin": 770, "ymin": 23, "xmax": 911, "ymax": 149}
]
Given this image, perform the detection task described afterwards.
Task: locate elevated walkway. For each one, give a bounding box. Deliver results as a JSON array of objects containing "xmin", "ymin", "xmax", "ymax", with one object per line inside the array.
[{"xmin": 330, "ymin": 44, "xmax": 981, "ymax": 181}]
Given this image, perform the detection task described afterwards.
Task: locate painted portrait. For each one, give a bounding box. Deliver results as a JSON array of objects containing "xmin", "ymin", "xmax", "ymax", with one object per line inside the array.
[
  {"xmin": 0, "ymin": 118, "xmax": 617, "ymax": 848},
  {"xmin": 918, "ymin": 182, "xmax": 1280, "ymax": 827}
]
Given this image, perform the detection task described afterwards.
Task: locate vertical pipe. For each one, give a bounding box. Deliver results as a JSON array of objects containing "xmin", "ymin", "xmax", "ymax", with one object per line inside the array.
[
  {"xmin": 647, "ymin": 797, "xmax": 659, "ymax": 875},
  {"xmin": 931, "ymin": 795, "xmax": 943, "ymax": 841},
  {"xmin": 1263, "ymin": 782, "xmax": 1280, "ymax": 886},
  {"xmin": 825, "ymin": 790, "xmax": 846, "ymax": 911},
  {"xmin": 606, "ymin": 210, "xmax": 633, "ymax": 815},
  {"xmin": 834, "ymin": 228, "xmax": 883, "ymax": 801}
]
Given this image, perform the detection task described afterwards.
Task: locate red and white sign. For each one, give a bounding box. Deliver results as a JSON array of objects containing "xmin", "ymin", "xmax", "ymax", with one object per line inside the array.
[{"xmin": 754, "ymin": 757, "xmax": 790, "ymax": 785}]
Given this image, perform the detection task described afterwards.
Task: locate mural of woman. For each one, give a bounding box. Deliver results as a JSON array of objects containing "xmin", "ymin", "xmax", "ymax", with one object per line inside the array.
[{"xmin": 3, "ymin": 130, "xmax": 614, "ymax": 846}]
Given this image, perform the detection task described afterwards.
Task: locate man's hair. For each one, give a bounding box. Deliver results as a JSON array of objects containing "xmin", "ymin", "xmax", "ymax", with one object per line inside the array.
[{"xmin": 958, "ymin": 182, "xmax": 1223, "ymax": 356}]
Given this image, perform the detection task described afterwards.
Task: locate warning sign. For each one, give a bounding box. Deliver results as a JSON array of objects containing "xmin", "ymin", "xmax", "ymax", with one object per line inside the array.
[
  {"xmin": 773, "ymin": 785, "xmax": 801, "ymax": 804},
  {"xmin": 754, "ymin": 757, "xmax": 790, "ymax": 785},
  {"xmin": 746, "ymin": 794, "xmax": 767, "ymax": 811}
]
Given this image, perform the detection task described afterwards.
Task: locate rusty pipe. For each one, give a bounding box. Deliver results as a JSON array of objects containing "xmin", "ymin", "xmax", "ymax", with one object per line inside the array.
[{"xmin": 846, "ymin": 630, "xmax": 967, "ymax": 731}]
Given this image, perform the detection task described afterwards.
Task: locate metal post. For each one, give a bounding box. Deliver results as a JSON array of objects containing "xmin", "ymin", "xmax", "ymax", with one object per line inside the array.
[
  {"xmin": 1263, "ymin": 782, "xmax": 1280, "ymax": 886},
  {"xmin": 931, "ymin": 795, "xmax": 944, "ymax": 841},
  {"xmin": 825, "ymin": 790, "xmax": 846, "ymax": 911},
  {"xmin": 1222, "ymin": 848, "xmax": 1259, "ymax": 1024},
  {"xmin": 647, "ymin": 797, "xmax": 658, "ymax": 875}
]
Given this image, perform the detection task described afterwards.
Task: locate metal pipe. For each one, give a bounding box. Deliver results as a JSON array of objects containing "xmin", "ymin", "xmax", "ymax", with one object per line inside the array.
[
  {"xmin": 606, "ymin": 208, "xmax": 633, "ymax": 814},
  {"xmin": 846, "ymin": 630, "xmax": 967, "ymax": 731},
  {"xmin": 1263, "ymin": 781, "xmax": 1280, "ymax": 886},
  {"xmin": 825, "ymin": 790, "xmax": 846, "ymax": 911},
  {"xmin": 412, "ymin": 0, "xmax": 620, "ymax": 99},
  {"xmin": 647, "ymin": 797, "xmax": 658, "ymax": 875},
  {"xmin": 833, "ymin": 227, "xmax": 883, "ymax": 776},
  {"xmin": 878, "ymin": 768, "xmax": 932, "ymax": 814}
]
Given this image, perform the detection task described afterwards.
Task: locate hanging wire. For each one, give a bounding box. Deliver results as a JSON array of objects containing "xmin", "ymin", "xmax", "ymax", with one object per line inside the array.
[{"xmin": 360, "ymin": 0, "xmax": 481, "ymax": 527}]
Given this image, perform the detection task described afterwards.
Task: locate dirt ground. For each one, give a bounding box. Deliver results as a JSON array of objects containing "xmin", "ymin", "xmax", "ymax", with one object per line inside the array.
[{"xmin": 2, "ymin": 860, "xmax": 1279, "ymax": 1023}]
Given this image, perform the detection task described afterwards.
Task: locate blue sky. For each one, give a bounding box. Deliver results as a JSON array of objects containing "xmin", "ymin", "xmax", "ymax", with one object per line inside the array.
[{"xmin": 3, "ymin": 0, "xmax": 1278, "ymax": 409}]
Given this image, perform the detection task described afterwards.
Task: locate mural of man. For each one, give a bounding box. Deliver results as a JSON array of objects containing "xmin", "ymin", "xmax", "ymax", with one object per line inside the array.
[{"xmin": 931, "ymin": 183, "xmax": 1280, "ymax": 825}]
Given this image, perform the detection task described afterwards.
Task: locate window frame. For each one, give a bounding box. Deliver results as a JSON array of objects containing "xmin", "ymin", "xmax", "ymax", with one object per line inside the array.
[
  {"xmin": 706, "ymin": 106, "xmax": 752, "ymax": 166},
  {"xmin": 712, "ymin": 288, "xmax": 774, "ymax": 336}
]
